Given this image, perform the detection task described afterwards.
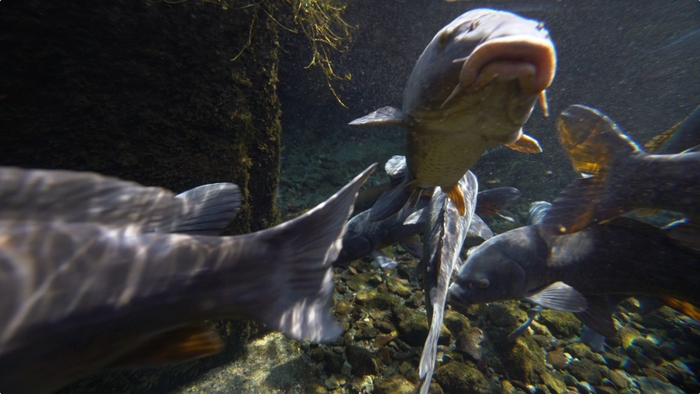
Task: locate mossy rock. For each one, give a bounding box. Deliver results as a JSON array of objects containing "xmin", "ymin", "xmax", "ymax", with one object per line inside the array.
[
  {"xmin": 355, "ymin": 289, "xmax": 401, "ymax": 311},
  {"xmin": 538, "ymin": 310, "xmax": 582, "ymax": 338},
  {"xmin": 433, "ymin": 361, "xmax": 494, "ymax": 394},
  {"xmin": 373, "ymin": 374, "xmax": 415, "ymax": 394},
  {"xmin": 494, "ymin": 334, "xmax": 547, "ymax": 382},
  {"xmin": 444, "ymin": 309, "xmax": 471, "ymax": 336},
  {"xmin": 394, "ymin": 306, "xmax": 450, "ymax": 347}
]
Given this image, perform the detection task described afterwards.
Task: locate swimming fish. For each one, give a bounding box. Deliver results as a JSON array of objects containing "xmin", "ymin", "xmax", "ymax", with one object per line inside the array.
[
  {"xmin": 350, "ymin": 9, "xmax": 556, "ymax": 221},
  {"xmin": 417, "ymin": 170, "xmax": 479, "ymax": 394},
  {"xmin": 334, "ymin": 156, "xmax": 504, "ymax": 268},
  {"xmin": 0, "ymin": 164, "xmax": 376, "ymax": 394},
  {"xmin": 473, "ymin": 186, "xmax": 521, "ymax": 222},
  {"xmin": 448, "ymin": 217, "xmax": 700, "ymax": 338},
  {"xmin": 542, "ymin": 104, "xmax": 700, "ymax": 235}
]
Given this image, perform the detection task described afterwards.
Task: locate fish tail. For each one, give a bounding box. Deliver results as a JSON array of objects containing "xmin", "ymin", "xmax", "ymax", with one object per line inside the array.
[
  {"xmin": 417, "ymin": 305, "xmax": 443, "ymax": 394},
  {"xmin": 253, "ymin": 164, "xmax": 375, "ymax": 342},
  {"xmin": 543, "ymin": 105, "xmax": 640, "ymax": 234}
]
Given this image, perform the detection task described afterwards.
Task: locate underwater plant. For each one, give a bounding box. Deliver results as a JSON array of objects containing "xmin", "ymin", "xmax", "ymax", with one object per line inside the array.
[{"xmin": 155, "ymin": 0, "xmax": 354, "ymax": 106}]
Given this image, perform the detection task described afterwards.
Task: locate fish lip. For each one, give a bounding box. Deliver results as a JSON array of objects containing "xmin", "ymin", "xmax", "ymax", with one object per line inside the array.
[{"xmin": 457, "ymin": 36, "xmax": 556, "ymax": 95}]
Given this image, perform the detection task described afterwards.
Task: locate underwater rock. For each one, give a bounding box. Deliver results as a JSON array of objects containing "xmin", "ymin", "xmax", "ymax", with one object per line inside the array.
[
  {"xmin": 456, "ymin": 327, "xmax": 488, "ymax": 362},
  {"xmin": 444, "ymin": 309, "xmax": 471, "ymax": 336},
  {"xmin": 346, "ymin": 345, "xmax": 379, "ymax": 376},
  {"xmin": 356, "ymin": 289, "xmax": 400, "ymax": 311},
  {"xmin": 324, "ymin": 349, "xmax": 345, "ymax": 375},
  {"xmin": 603, "ymin": 352, "xmax": 626, "ymax": 369},
  {"xmin": 633, "ymin": 338, "xmax": 663, "ymax": 365},
  {"xmin": 394, "ymin": 306, "xmax": 450, "ymax": 347},
  {"xmin": 547, "ymin": 348, "xmax": 572, "ymax": 369},
  {"xmin": 486, "ymin": 303, "xmax": 519, "ymax": 328},
  {"xmin": 637, "ymin": 377, "xmax": 684, "ymax": 394},
  {"xmin": 608, "ymin": 369, "xmax": 632, "ymax": 390},
  {"xmin": 335, "ymin": 300, "xmax": 353, "ymax": 316},
  {"xmin": 620, "ymin": 326, "xmax": 643, "ymax": 349},
  {"xmin": 374, "ymin": 319, "xmax": 397, "ymax": 334},
  {"xmin": 540, "ymin": 371, "xmax": 568, "ymax": 394},
  {"xmin": 565, "ymin": 342, "xmax": 595, "ymax": 360},
  {"xmin": 374, "ymin": 334, "xmax": 394, "ymax": 348},
  {"xmin": 324, "ymin": 375, "xmax": 340, "ymax": 390},
  {"xmin": 539, "ymin": 310, "xmax": 583, "ymax": 338},
  {"xmin": 348, "ymin": 272, "xmax": 375, "ymax": 292},
  {"xmin": 373, "ymin": 374, "xmax": 415, "ymax": 394},
  {"xmin": 567, "ymin": 358, "xmax": 606, "ymax": 386},
  {"xmin": 433, "ymin": 361, "xmax": 494, "ymax": 394},
  {"xmin": 386, "ymin": 277, "xmax": 412, "ymax": 298},
  {"xmin": 498, "ymin": 335, "xmax": 547, "ymax": 382}
]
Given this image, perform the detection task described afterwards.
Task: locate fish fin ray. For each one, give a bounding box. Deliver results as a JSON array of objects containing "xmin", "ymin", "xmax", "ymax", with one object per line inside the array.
[
  {"xmin": 505, "ymin": 133, "xmax": 542, "ymax": 154},
  {"xmin": 348, "ymin": 106, "xmax": 404, "ymax": 126},
  {"xmin": 400, "ymin": 236, "xmax": 424, "ymax": 259},
  {"xmin": 257, "ymin": 164, "xmax": 375, "ymax": 342},
  {"xmin": 163, "ymin": 183, "xmax": 241, "ymax": 235},
  {"xmin": 525, "ymin": 281, "xmax": 587, "ymax": 312},
  {"xmin": 574, "ymin": 296, "xmax": 617, "ymax": 337},
  {"xmin": 443, "ymin": 184, "xmax": 466, "ymax": 216},
  {"xmin": 371, "ymin": 251, "xmax": 398, "ymax": 269},
  {"xmin": 108, "ymin": 323, "xmax": 224, "ymax": 368},
  {"xmin": 467, "ymin": 214, "xmax": 493, "ymax": 240},
  {"xmin": 542, "ymin": 177, "xmax": 623, "ymax": 235}
]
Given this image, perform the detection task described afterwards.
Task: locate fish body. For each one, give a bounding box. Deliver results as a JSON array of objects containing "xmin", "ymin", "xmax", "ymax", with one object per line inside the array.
[
  {"xmin": 0, "ymin": 164, "xmax": 375, "ymax": 394},
  {"xmin": 350, "ymin": 9, "xmax": 556, "ymax": 221},
  {"xmin": 543, "ymin": 105, "xmax": 700, "ymax": 235},
  {"xmin": 448, "ymin": 218, "xmax": 700, "ymax": 337},
  {"xmin": 335, "ymin": 157, "xmax": 509, "ymax": 267},
  {"xmin": 417, "ymin": 170, "xmax": 479, "ymax": 394}
]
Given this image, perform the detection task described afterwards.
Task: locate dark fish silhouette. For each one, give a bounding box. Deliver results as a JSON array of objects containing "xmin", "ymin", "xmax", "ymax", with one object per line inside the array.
[
  {"xmin": 334, "ymin": 156, "xmax": 497, "ymax": 268},
  {"xmin": 0, "ymin": 164, "xmax": 376, "ymax": 394},
  {"xmin": 449, "ymin": 217, "xmax": 700, "ymax": 338},
  {"xmin": 542, "ymin": 104, "xmax": 700, "ymax": 235},
  {"xmin": 349, "ymin": 9, "xmax": 555, "ymax": 221}
]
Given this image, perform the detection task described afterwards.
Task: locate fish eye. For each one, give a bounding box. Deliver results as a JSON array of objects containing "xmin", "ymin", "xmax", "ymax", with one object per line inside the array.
[
  {"xmin": 438, "ymin": 31, "xmax": 450, "ymax": 48},
  {"xmin": 478, "ymin": 278, "xmax": 490, "ymax": 289}
]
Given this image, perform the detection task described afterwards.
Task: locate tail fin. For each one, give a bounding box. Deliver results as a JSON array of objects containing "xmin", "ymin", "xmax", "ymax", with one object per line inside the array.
[
  {"xmin": 543, "ymin": 105, "xmax": 640, "ymax": 234},
  {"xmin": 254, "ymin": 164, "xmax": 376, "ymax": 342},
  {"xmin": 417, "ymin": 306, "xmax": 443, "ymax": 394}
]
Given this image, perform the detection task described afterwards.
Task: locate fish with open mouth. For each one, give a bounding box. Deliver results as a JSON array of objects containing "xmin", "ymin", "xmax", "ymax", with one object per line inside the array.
[
  {"xmin": 350, "ymin": 8, "xmax": 556, "ymax": 221},
  {"xmin": 0, "ymin": 164, "xmax": 375, "ymax": 394}
]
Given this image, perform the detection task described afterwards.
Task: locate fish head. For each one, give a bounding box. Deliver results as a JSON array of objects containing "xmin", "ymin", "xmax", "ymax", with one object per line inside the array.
[
  {"xmin": 448, "ymin": 227, "xmax": 537, "ymax": 306},
  {"xmin": 403, "ymin": 8, "xmax": 556, "ymax": 138}
]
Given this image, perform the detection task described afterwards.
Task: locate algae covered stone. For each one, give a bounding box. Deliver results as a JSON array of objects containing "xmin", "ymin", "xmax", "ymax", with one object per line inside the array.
[
  {"xmin": 433, "ymin": 361, "xmax": 494, "ymax": 394},
  {"xmin": 539, "ymin": 310, "xmax": 583, "ymax": 338}
]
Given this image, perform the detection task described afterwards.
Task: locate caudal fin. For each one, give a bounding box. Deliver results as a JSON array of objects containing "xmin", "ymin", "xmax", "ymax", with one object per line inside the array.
[
  {"xmin": 543, "ymin": 105, "xmax": 640, "ymax": 234},
  {"xmin": 254, "ymin": 164, "xmax": 376, "ymax": 342}
]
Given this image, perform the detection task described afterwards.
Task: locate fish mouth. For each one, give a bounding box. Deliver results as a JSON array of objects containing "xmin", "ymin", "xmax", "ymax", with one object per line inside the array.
[
  {"xmin": 461, "ymin": 36, "xmax": 556, "ymax": 94},
  {"xmin": 443, "ymin": 36, "xmax": 556, "ymax": 108}
]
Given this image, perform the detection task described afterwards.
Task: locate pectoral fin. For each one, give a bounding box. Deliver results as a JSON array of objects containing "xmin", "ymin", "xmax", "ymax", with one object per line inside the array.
[
  {"xmin": 443, "ymin": 183, "xmax": 467, "ymax": 216},
  {"xmin": 371, "ymin": 251, "xmax": 398, "ymax": 269},
  {"xmin": 505, "ymin": 134, "xmax": 543, "ymax": 154},
  {"xmin": 349, "ymin": 106, "xmax": 405, "ymax": 126},
  {"xmin": 525, "ymin": 281, "xmax": 587, "ymax": 312},
  {"xmin": 109, "ymin": 323, "xmax": 224, "ymax": 368}
]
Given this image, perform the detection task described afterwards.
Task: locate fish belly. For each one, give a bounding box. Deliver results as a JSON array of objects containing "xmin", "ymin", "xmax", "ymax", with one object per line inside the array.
[{"xmin": 407, "ymin": 128, "xmax": 491, "ymax": 189}]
